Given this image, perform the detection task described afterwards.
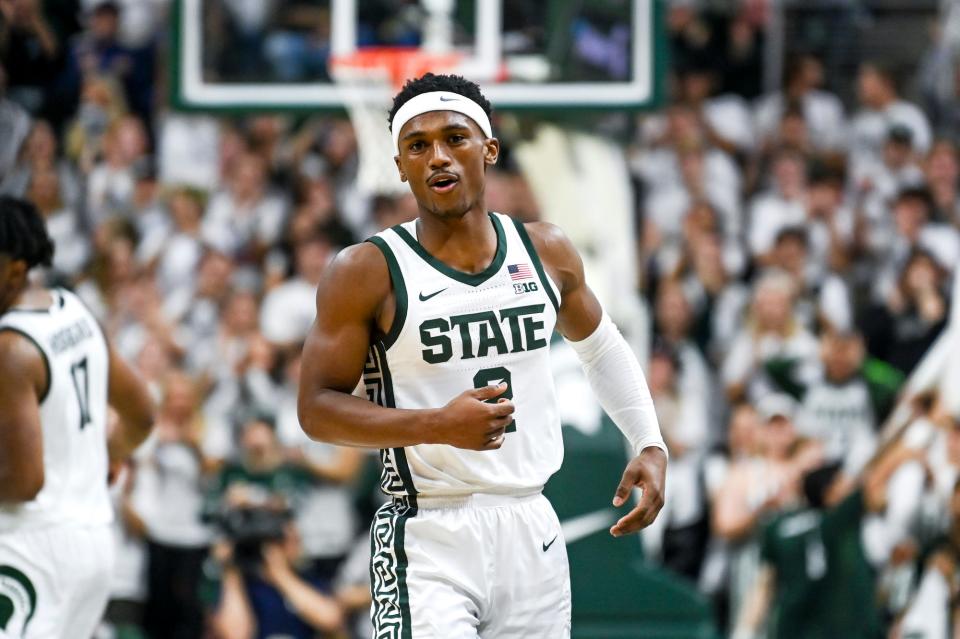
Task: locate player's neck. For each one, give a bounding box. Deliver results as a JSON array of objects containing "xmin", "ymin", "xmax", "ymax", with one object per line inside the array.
[
  {"xmin": 6, "ymin": 285, "xmax": 53, "ymax": 314},
  {"xmin": 414, "ymin": 207, "xmax": 499, "ymax": 275}
]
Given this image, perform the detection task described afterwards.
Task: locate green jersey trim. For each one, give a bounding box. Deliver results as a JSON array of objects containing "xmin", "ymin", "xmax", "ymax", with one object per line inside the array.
[
  {"xmin": 395, "ymin": 507, "xmax": 415, "ymax": 638},
  {"xmin": 511, "ymin": 218, "xmax": 560, "ymax": 312},
  {"xmin": 0, "ymin": 328, "xmax": 51, "ymax": 403},
  {"xmin": 370, "ymin": 501, "xmax": 417, "ymax": 638},
  {"xmin": 368, "ymin": 342, "xmax": 418, "ymax": 507},
  {"xmin": 366, "ymin": 237, "xmax": 408, "ymax": 351},
  {"xmin": 391, "ymin": 212, "xmax": 507, "ymax": 287}
]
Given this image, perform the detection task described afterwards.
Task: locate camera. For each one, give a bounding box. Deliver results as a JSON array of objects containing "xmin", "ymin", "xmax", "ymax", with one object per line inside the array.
[{"xmin": 218, "ymin": 506, "xmax": 291, "ymax": 573}]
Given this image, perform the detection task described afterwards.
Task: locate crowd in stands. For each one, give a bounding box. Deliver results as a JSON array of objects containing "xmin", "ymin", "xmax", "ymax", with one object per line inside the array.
[{"xmin": 3, "ymin": 1, "xmax": 960, "ymax": 638}]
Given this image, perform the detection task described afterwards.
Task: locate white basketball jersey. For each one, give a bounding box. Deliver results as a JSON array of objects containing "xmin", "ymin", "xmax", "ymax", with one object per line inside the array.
[
  {"xmin": 363, "ymin": 213, "xmax": 563, "ymax": 502},
  {"xmin": 0, "ymin": 288, "xmax": 112, "ymax": 531}
]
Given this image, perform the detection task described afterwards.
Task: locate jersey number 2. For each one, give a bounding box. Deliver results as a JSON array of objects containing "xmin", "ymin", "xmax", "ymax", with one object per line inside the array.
[
  {"xmin": 71, "ymin": 357, "xmax": 91, "ymax": 430},
  {"xmin": 473, "ymin": 366, "xmax": 516, "ymax": 433}
]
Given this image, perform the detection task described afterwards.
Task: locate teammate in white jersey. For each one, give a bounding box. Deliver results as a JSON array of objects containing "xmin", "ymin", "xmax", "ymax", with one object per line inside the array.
[
  {"xmin": 0, "ymin": 197, "xmax": 155, "ymax": 639},
  {"xmin": 298, "ymin": 74, "xmax": 667, "ymax": 638}
]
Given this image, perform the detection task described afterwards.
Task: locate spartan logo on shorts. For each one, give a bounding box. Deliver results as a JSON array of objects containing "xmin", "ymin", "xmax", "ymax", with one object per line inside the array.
[{"xmin": 0, "ymin": 566, "xmax": 37, "ymax": 636}]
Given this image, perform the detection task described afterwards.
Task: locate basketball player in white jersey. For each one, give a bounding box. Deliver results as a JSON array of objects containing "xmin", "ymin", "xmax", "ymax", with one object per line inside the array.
[
  {"xmin": 298, "ymin": 74, "xmax": 667, "ymax": 638},
  {"xmin": 0, "ymin": 197, "xmax": 155, "ymax": 639}
]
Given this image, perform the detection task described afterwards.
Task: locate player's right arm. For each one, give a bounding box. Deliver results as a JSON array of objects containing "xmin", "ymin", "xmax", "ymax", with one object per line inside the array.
[
  {"xmin": 297, "ymin": 243, "xmax": 514, "ymax": 450},
  {"xmin": 0, "ymin": 331, "xmax": 47, "ymax": 502},
  {"xmin": 106, "ymin": 341, "xmax": 156, "ymax": 464}
]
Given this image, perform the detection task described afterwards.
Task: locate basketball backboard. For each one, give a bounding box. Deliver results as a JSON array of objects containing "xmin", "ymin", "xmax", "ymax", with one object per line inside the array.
[{"xmin": 171, "ymin": 0, "xmax": 665, "ymax": 112}]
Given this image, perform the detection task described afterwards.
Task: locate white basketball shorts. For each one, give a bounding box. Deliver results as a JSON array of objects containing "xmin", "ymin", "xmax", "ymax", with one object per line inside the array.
[
  {"xmin": 0, "ymin": 524, "xmax": 113, "ymax": 639},
  {"xmin": 369, "ymin": 491, "xmax": 572, "ymax": 638}
]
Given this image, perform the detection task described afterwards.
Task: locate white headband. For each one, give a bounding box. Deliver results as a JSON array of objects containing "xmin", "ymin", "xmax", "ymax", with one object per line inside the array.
[{"xmin": 391, "ymin": 91, "xmax": 493, "ymax": 154}]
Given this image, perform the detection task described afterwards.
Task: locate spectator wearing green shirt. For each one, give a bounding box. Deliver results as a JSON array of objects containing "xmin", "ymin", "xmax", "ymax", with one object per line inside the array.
[
  {"xmin": 734, "ymin": 438, "xmax": 922, "ymax": 639},
  {"xmin": 206, "ymin": 412, "xmax": 315, "ymax": 528}
]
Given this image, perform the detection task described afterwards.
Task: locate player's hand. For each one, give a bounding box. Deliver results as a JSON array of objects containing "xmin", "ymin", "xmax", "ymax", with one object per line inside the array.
[
  {"xmin": 430, "ymin": 383, "xmax": 515, "ymax": 451},
  {"xmin": 610, "ymin": 447, "xmax": 667, "ymax": 537}
]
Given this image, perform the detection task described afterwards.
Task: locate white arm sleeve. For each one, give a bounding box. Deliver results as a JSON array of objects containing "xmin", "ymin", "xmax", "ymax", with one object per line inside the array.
[{"xmin": 565, "ymin": 313, "xmax": 667, "ymax": 458}]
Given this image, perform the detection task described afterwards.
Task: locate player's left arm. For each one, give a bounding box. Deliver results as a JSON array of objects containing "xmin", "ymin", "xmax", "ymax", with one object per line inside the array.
[
  {"xmin": 106, "ymin": 341, "xmax": 156, "ymax": 464},
  {"xmin": 525, "ymin": 222, "xmax": 667, "ymax": 536},
  {"xmin": 0, "ymin": 331, "xmax": 47, "ymax": 503}
]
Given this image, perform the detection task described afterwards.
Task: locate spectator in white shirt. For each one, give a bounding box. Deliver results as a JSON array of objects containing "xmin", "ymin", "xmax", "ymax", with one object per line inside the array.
[
  {"xmin": 676, "ymin": 227, "xmax": 751, "ymax": 364},
  {"xmin": 722, "ymin": 270, "xmax": 820, "ymax": 403},
  {"xmin": 748, "ymin": 148, "xmax": 808, "ymax": 261},
  {"xmin": 653, "ymin": 279, "xmax": 715, "ymax": 412},
  {"xmin": 644, "ymin": 142, "xmax": 742, "ymax": 257},
  {"xmin": 754, "ymin": 54, "xmax": 846, "ymax": 154},
  {"xmin": 871, "ymin": 189, "xmax": 960, "ymax": 304},
  {"xmin": 636, "ymin": 103, "xmax": 742, "ymax": 202},
  {"xmin": 26, "ymin": 164, "xmax": 89, "ymax": 279},
  {"xmin": 897, "ymin": 513, "xmax": 959, "ymax": 639},
  {"xmin": 805, "ymin": 168, "xmax": 856, "ymax": 281},
  {"xmin": 129, "ymin": 371, "xmax": 215, "ymax": 639},
  {"xmin": 87, "ymin": 115, "xmax": 149, "ymax": 225},
  {"xmin": 260, "ymin": 226, "xmax": 331, "ymax": 348},
  {"xmin": 202, "ymin": 151, "xmax": 288, "ymax": 262},
  {"xmin": 643, "ymin": 340, "xmax": 710, "ymax": 579},
  {"xmin": 1, "ymin": 119, "xmax": 82, "ymax": 209},
  {"xmin": 0, "ymin": 63, "xmax": 31, "ymax": 181},
  {"xmin": 767, "ymin": 227, "xmax": 853, "ymax": 333},
  {"xmin": 926, "ymin": 140, "xmax": 960, "ymax": 225},
  {"xmin": 166, "ymin": 249, "xmax": 234, "ymax": 363},
  {"xmin": 854, "ymin": 125, "xmax": 926, "ymax": 237},
  {"xmin": 796, "ymin": 330, "xmax": 877, "ymax": 476},
  {"xmin": 850, "ymin": 62, "xmax": 932, "ymax": 176},
  {"xmin": 676, "ymin": 64, "xmax": 755, "ymax": 158},
  {"xmin": 153, "ymin": 188, "xmax": 205, "ymax": 300}
]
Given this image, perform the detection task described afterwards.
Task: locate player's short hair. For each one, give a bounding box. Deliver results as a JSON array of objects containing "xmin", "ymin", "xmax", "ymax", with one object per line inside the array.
[
  {"xmin": 388, "ymin": 73, "xmax": 492, "ymax": 131},
  {"xmin": 0, "ymin": 196, "xmax": 54, "ymax": 269}
]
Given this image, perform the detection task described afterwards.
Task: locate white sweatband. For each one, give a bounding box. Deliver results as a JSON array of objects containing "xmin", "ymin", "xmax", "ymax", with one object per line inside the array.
[
  {"xmin": 391, "ymin": 91, "xmax": 493, "ymax": 154},
  {"xmin": 566, "ymin": 313, "xmax": 668, "ymax": 459}
]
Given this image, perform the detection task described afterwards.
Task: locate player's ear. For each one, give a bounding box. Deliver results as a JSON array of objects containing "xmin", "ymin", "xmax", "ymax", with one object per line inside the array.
[
  {"xmin": 8, "ymin": 259, "xmax": 27, "ymax": 289},
  {"xmin": 394, "ymin": 155, "xmax": 407, "ymax": 182},
  {"xmin": 483, "ymin": 138, "xmax": 500, "ymax": 167}
]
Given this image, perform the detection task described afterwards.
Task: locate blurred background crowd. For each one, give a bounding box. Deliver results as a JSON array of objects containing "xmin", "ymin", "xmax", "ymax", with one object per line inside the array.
[{"xmin": 5, "ymin": 0, "xmax": 960, "ymax": 638}]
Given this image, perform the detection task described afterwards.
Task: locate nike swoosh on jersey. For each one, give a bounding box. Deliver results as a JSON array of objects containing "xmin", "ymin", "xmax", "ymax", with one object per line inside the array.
[
  {"xmin": 560, "ymin": 508, "xmax": 619, "ymax": 545},
  {"xmin": 542, "ymin": 534, "xmax": 559, "ymax": 552},
  {"xmin": 418, "ymin": 288, "xmax": 448, "ymax": 301}
]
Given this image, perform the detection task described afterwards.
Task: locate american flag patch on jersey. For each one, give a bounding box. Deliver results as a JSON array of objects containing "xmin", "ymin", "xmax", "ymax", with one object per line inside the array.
[{"xmin": 508, "ymin": 263, "xmax": 533, "ymax": 280}]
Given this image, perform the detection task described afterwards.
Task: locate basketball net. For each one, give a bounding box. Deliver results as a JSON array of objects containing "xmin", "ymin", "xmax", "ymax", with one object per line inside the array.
[{"xmin": 330, "ymin": 47, "xmax": 464, "ymax": 196}]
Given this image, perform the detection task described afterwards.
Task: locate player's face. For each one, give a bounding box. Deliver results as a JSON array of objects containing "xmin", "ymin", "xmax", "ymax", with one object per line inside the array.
[{"xmin": 395, "ymin": 110, "xmax": 499, "ymax": 219}]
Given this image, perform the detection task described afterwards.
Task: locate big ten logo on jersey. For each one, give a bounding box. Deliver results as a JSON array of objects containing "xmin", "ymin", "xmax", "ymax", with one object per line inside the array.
[
  {"xmin": 508, "ymin": 262, "xmax": 535, "ymax": 297},
  {"xmin": 513, "ymin": 281, "xmax": 539, "ymax": 295},
  {"xmin": 419, "ymin": 304, "xmax": 548, "ymax": 364}
]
